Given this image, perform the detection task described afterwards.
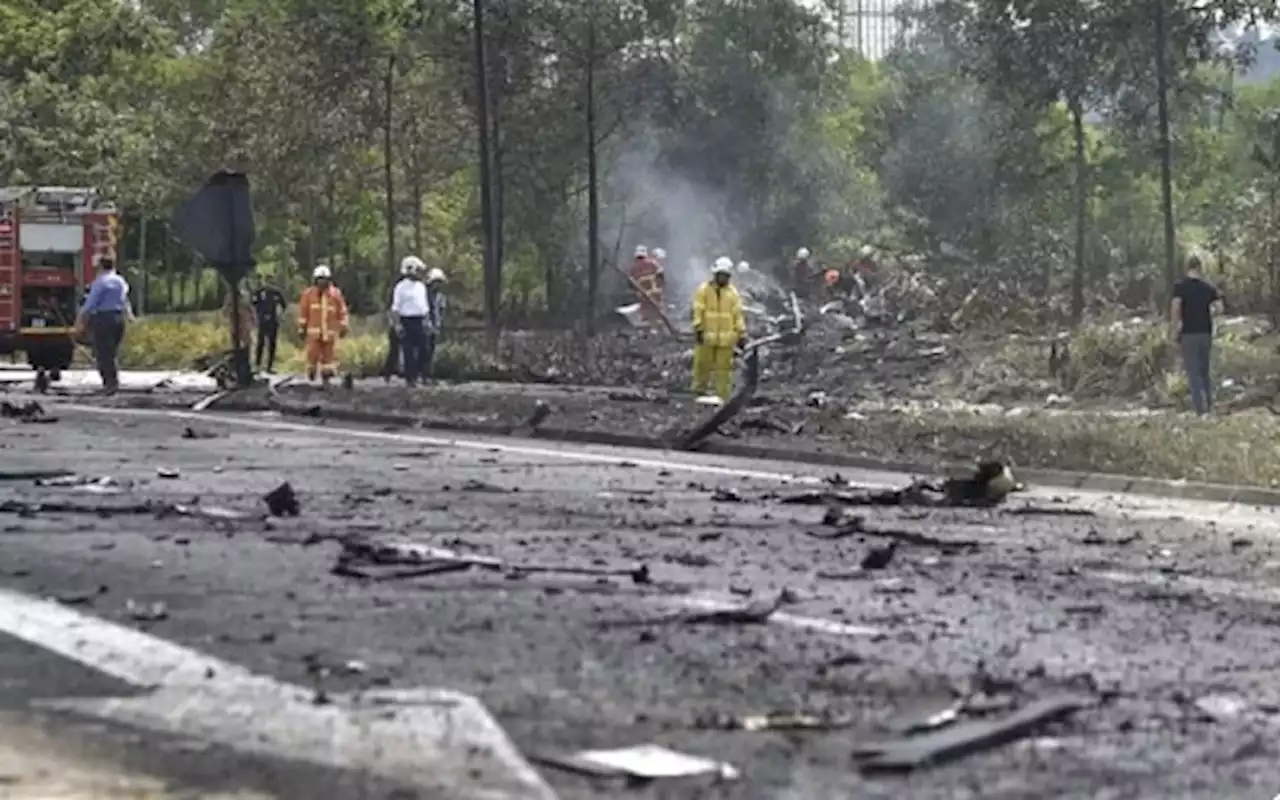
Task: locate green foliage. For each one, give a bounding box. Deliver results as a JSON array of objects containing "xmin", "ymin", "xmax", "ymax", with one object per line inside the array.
[{"xmin": 5, "ymin": 0, "xmax": 1280, "ymax": 327}]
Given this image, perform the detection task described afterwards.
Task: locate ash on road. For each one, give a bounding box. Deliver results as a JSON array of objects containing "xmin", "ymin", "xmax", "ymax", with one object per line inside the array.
[{"xmin": 3, "ymin": 402, "xmax": 1280, "ymax": 798}]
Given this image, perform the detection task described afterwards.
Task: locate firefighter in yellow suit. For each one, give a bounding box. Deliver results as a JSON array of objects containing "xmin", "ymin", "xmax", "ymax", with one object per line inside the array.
[
  {"xmin": 691, "ymin": 256, "xmax": 747, "ymax": 401},
  {"xmin": 297, "ymin": 264, "xmax": 349, "ymax": 384}
]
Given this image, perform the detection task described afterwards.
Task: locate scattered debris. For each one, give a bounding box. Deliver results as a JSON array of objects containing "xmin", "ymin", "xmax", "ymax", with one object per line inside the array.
[
  {"xmin": 264, "ymin": 482, "xmax": 301, "ymax": 517},
  {"xmin": 786, "ymin": 462, "xmax": 1021, "ymax": 509},
  {"xmin": 0, "ymin": 499, "xmax": 156, "ymax": 516},
  {"xmin": 1006, "ymin": 505, "xmax": 1096, "ymax": 518},
  {"xmin": 191, "ymin": 391, "xmax": 231, "ymax": 412},
  {"xmin": 806, "ymin": 517, "xmax": 980, "ymax": 552},
  {"xmin": 855, "ymin": 693, "xmax": 1093, "ymax": 774},
  {"xmin": 181, "ymin": 426, "xmax": 219, "ymax": 440},
  {"xmin": 460, "ymin": 479, "xmax": 508, "ymax": 493},
  {"xmin": 711, "ymin": 487, "xmax": 743, "ymax": 503},
  {"xmin": 697, "ymin": 710, "xmax": 853, "ymax": 732},
  {"xmin": 1, "ymin": 399, "xmax": 56, "ymax": 423},
  {"xmin": 679, "ymin": 593, "xmax": 784, "ymax": 626},
  {"xmin": 1192, "ymin": 693, "xmax": 1248, "ymax": 722},
  {"xmin": 534, "ymin": 744, "xmax": 738, "ymax": 782},
  {"xmin": 54, "ymin": 587, "xmax": 108, "ymax": 606},
  {"xmin": 1, "ymin": 469, "xmax": 75, "ymax": 482},
  {"xmin": 860, "ymin": 542, "xmax": 898, "ymax": 570},
  {"xmin": 334, "ymin": 539, "xmax": 651, "ymax": 584},
  {"xmin": 156, "ymin": 467, "xmax": 181, "ymax": 479},
  {"xmin": 36, "ymin": 474, "xmax": 123, "ymax": 493},
  {"xmin": 524, "ymin": 400, "xmax": 552, "ymax": 430},
  {"xmin": 126, "ymin": 599, "xmax": 169, "ymax": 622}
]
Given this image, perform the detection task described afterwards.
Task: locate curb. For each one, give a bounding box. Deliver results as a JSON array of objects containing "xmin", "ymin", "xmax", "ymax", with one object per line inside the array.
[{"xmin": 202, "ymin": 394, "xmax": 1280, "ymax": 508}]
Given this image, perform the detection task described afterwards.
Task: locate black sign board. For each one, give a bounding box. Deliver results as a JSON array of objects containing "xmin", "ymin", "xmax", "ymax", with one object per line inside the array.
[{"xmin": 171, "ymin": 170, "xmax": 257, "ymax": 282}]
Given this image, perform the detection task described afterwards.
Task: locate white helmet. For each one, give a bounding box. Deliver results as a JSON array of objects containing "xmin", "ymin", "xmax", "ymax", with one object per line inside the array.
[
  {"xmin": 859, "ymin": 245, "xmax": 874, "ymax": 258},
  {"xmin": 796, "ymin": 247, "xmax": 811, "ymax": 260},
  {"xmin": 426, "ymin": 267, "xmax": 446, "ymax": 283},
  {"xmin": 737, "ymin": 260, "xmax": 750, "ymax": 272},
  {"xmin": 712, "ymin": 256, "xmax": 734, "ymax": 274},
  {"xmin": 653, "ymin": 247, "xmax": 667, "ymax": 260},
  {"xmin": 400, "ymin": 255, "xmax": 425, "ymax": 275},
  {"xmin": 312, "ymin": 264, "xmax": 332, "ymax": 280},
  {"xmin": 634, "ymin": 245, "xmax": 648, "ymax": 258}
]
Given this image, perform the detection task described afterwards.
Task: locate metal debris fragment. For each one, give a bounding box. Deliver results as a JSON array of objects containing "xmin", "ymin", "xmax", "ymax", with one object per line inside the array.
[
  {"xmin": 264, "ymin": 482, "xmax": 301, "ymax": 517},
  {"xmin": 535, "ymin": 744, "xmax": 739, "ymax": 782},
  {"xmin": 181, "ymin": 426, "xmax": 219, "ymax": 440},
  {"xmin": 698, "ymin": 710, "xmax": 853, "ymax": 732},
  {"xmin": 806, "ymin": 519, "xmax": 979, "ymax": 552},
  {"xmin": 1, "ymin": 399, "xmax": 56, "ymax": 423},
  {"xmin": 156, "ymin": 467, "xmax": 181, "ymax": 479},
  {"xmin": 1006, "ymin": 506, "xmax": 1096, "ymax": 517},
  {"xmin": 856, "ymin": 693, "xmax": 1093, "ymax": 774},
  {"xmin": 1, "ymin": 469, "xmax": 75, "ymax": 482},
  {"xmin": 126, "ymin": 599, "xmax": 169, "ymax": 622}
]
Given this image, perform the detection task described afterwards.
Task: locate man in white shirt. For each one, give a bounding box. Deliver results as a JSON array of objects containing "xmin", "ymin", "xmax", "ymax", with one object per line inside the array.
[{"xmin": 390, "ymin": 256, "xmax": 430, "ymax": 386}]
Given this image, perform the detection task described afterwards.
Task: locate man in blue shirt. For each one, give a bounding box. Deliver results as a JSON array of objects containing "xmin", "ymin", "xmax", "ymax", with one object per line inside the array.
[{"xmin": 75, "ymin": 258, "xmax": 131, "ymax": 394}]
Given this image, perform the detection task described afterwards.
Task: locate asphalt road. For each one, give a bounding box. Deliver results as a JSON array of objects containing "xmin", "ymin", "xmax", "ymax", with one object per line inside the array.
[{"xmin": 4, "ymin": 399, "xmax": 1280, "ymax": 798}]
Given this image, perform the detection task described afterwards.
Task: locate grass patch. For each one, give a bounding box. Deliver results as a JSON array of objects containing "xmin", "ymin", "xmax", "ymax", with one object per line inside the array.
[
  {"xmin": 116, "ymin": 317, "xmax": 497, "ymax": 380},
  {"xmin": 984, "ymin": 317, "xmax": 1280, "ymax": 410},
  {"xmin": 837, "ymin": 408, "xmax": 1280, "ymax": 488}
]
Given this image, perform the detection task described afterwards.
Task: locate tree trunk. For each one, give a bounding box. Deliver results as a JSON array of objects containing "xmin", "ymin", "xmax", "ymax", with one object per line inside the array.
[
  {"xmin": 585, "ymin": 18, "xmax": 600, "ymax": 336},
  {"xmin": 383, "ymin": 55, "xmax": 397, "ymax": 281},
  {"xmin": 412, "ymin": 155, "xmax": 424, "ymax": 254},
  {"xmin": 1070, "ymin": 97, "xmax": 1088, "ymax": 325},
  {"xmin": 472, "ymin": 0, "xmax": 499, "ymax": 335},
  {"xmin": 1153, "ymin": 0, "xmax": 1178, "ymax": 294},
  {"xmin": 138, "ymin": 216, "xmax": 149, "ymax": 316}
]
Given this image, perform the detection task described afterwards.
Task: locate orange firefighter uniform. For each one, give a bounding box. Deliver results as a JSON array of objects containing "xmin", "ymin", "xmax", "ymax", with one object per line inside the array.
[
  {"xmin": 691, "ymin": 259, "xmax": 747, "ymax": 400},
  {"xmin": 629, "ymin": 247, "xmax": 665, "ymax": 327},
  {"xmin": 297, "ymin": 277, "xmax": 349, "ymax": 380}
]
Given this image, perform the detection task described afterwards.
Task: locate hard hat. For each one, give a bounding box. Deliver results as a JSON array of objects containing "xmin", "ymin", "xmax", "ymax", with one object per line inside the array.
[
  {"xmin": 859, "ymin": 245, "xmax": 874, "ymax": 257},
  {"xmin": 796, "ymin": 247, "xmax": 811, "ymax": 260},
  {"xmin": 400, "ymin": 255, "xmax": 425, "ymax": 275},
  {"xmin": 737, "ymin": 260, "xmax": 750, "ymax": 272},
  {"xmin": 712, "ymin": 256, "xmax": 734, "ymax": 274},
  {"xmin": 653, "ymin": 248, "xmax": 666, "ymax": 260},
  {"xmin": 824, "ymin": 268, "xmax": 840, "ymax": 287},
  {"xmin": 634, "ymin": 245, "xmax": 648, "ymax": 258},
  {"xmin": 426, "ymin": 267, "xmax": 446, "ymax": 283},
  {"xmin": 313, "ymin": 264, "xmax": 332, "ymax": 280}
]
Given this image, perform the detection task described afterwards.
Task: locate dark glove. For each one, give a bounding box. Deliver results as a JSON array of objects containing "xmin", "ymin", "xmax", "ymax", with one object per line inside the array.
[
  {"xmin": 737, "ymin": 336, "xmax": 748, "ymax": 351},
  {"xmin": 694, "ymin": 330, "xmax": 704, "ymax": 345}
]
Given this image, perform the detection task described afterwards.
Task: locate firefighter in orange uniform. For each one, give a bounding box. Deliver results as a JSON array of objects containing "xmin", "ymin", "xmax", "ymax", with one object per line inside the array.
[
  {"xmin": 297, "ymin": 264, "xmax": 349, "ymax": 384},
  {"xmin": 629, "ymin": 245, "xmax": 665, "ymax": 328}
]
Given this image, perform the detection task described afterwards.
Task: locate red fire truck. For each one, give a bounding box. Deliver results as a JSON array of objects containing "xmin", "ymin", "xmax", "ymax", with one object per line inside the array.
[{"xmin": 0, "ymin": 187, "xmax": 120, "ymax": 373}]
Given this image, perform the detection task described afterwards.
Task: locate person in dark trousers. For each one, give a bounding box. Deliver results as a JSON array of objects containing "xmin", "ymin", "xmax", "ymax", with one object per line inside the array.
[
  {"xmin": 1170, "ymin": 254, "xmax": 1224, "ymax": 415},
  {"xmin": 251, "ymin": 279, "xmax": 287, "ymax": 373},
  {"xmin": 382, "ymin": 257, "xmax": 420, "ymax": 382},
  {"xmin": 390, "ymin": 256, "xmax": 429, "ymax": 386},
  {"xmin": 74, "ymin": 257, "xmax": 131, "ymax": 395},
  {"xmin": 423, "ymin": 267, "xmax": 448, "ymax": 379}
]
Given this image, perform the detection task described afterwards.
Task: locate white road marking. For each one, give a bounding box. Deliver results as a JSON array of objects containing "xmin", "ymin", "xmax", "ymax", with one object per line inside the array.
[
  {"xmin": 63, "ymin": 403, "xmax": 843, "ymax": 487},
  {"xmin": 1089, "ymin": 569, "xmax": 1280, "ymax": 606},
  {"xmin": 0, "ymin": 588, "xmax": 556, "ymax": 799},
  {"xmin": 58, "ymin": 402, "xmax": 1280, "ymax": 529}
]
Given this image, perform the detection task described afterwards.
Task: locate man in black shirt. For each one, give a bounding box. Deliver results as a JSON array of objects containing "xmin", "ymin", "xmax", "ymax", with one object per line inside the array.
[
  {"xmin": 1170, "ymin": 255, "xmax": 1223, "ymax": 415},
  {"xmin": 251, "ymin": 279, "xmax": 287, "ymax": 373}
]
